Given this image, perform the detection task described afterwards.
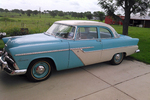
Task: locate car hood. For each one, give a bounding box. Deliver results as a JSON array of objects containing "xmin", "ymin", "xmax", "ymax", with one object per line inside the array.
[{"xmin": 3, "ymin": 33, "xmax": 61, "ymax": 49}]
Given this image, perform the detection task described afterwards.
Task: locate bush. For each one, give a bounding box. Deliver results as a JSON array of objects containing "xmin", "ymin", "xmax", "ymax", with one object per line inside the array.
[
  {"xmin": 0, "ymin": 27, "xmax": 44, "ymax": 36},
  {"xmin": 0, "ymin": 17, "xmax": 15, "ymax": 22},
  {"xmin": 0, "ymin": 27, "xmax": 21, "ymax": 36}
]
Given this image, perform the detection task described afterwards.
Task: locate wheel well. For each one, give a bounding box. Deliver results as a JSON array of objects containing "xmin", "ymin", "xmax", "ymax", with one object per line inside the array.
[
  {"xmin": 112, "ymin": 52, "xmax": 126, "ymax": 59},
  {"xmin": 29, "ymin": 58, "xmax": 57, "ymax": 71},
  {"xmin": 123, "ymin": 52, "xmax": 126, "ymax": 57}
]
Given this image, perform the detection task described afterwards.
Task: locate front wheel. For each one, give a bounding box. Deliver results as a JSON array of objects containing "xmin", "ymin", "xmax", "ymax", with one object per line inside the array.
[
  {"xmin": 111, "ymin": 53, "xmax": 124, "ymax": 65},
  {"xmin": 26, "ymin": 59, "xmax": 52, "ymax": 82}
]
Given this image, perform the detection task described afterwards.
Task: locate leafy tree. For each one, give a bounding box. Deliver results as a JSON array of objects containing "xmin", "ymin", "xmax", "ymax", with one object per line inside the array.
[
  {"xmin": 33, "ymin": 10, "xmax": 38, "ymax": 15},
  {"xmin": 64, "ymin": 12, "xmax": 71, "ymax": 16},
  {"xmin": 93, "ymin": 11, "xmax": 99, "ymax": 17},
  {"xmin": 11, "ymin": 9, "xmax": 20, "ymax": 13},
  {"xmin": 85, "ymin": 11, "xmax": 93, "ymax": 19},
  {"xmin": 0, "ymin": 8, "xmax": 4, "ymax": 12},
  {"xmin": 98, "ymin": 12, "xmax": 105, "ymax": 21},
  {"xmin": 71, "ymin": 12, "xmax": 78, "ymax": 18},
  {"xmin": 98, "ymin": 0, "xmax": 150, "ymax": 35},
  {"xmin": 4, "ymin": 9, "xmax": 9, "ymax": 13},
  {"xmin": 58, "ymin": 11, "xmax": 64, "ymax": 17},
  {"xmin": 77, "ymin": 12, "xmax": 84, "ymax": 19},
  {"xmin": 50, "ymin": 10, "xmax": 57, "ymax": 18},
  {"xmin": 21, "ymin": 10, "xmax": 25, "ymax": 15},
  {"xmin": 93, "ymin": 11, "xmax": 105, "ymax": 21},
  {"xmin": 26, "ymin": 10, "xmax": 32, "ymax": 17}
]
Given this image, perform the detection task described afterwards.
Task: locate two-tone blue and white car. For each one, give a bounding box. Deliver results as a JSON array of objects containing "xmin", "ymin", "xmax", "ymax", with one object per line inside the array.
[{"xmin": 0, "ymin": 20, "xmax": 140, "ymax": 81}]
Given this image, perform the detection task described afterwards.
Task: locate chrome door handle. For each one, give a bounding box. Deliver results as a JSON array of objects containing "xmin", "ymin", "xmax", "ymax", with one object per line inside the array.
[{"xmin": 96, "ymin": 39, "xmax": 101, "ymax": 42}]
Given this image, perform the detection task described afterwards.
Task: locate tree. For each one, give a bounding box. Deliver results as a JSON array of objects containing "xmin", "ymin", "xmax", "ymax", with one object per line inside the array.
[
  {"xmin": 50, "ymin": 10, "xmax": 57, "ymax": 18},
  {"xmin": 71, "ymin": 12, "xmax": 78, "ymax": 18},
  {"xmin": 77, "ymin": 12, "xmax": 84, "ymax": 19},
  {"xmin": 98, "ymin": 0, "xmax": 150, "ymax": 35},
  {"xmin": 0, "ymin": 8, "xmax": 4, "ymax": 12},
  {"xmin": 93, "ymin": 11, "xmax": 105, "ymax": 21},
  {"xmin": 26, "ymin": 10, "xmax": 32, "ymax": 17},
  {"xmin": 4, "ymin": 9, "xmax": 9, "ymax": 13},
  {"xmin": 11, "ymin": 9, "xmax": 20, "ymax": 13},
  {"xmin": 98, "ymin": 12, "xmax": 105, "ymax": 21},
  {"xmin": 21, "ymin": 10, "xmax": 25, "ymax": 15},
  {"xmin": 58, "ymin": 11, "xmax": 64, "ymax": 17},
  {"xmin": 33, "ymin": 10, "xmax": 38, "ymax": 15},
  {"xmin": 85, "ymin": 11, "xmax": 93, "ymax": 19}
]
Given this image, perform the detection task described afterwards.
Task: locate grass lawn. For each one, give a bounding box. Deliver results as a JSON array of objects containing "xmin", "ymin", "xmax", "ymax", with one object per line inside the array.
[
  {"xmin": 0, "ymin": 39, "xmax": 4, "ymax": 49},
  {"xmin": 0, "ymin": 13, "xmax": 149, "ymax": 64}
]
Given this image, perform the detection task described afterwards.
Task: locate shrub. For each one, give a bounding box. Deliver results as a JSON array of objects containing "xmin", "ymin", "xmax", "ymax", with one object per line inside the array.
[{"xmin": 0, "ymin": 17, "xmax": 15, "ymax": 22}]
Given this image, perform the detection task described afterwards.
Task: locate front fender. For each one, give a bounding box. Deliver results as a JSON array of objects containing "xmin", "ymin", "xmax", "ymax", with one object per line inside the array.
[
  {"xmin": 2, "ymin": 37, "xmax": 11, "ymax": 44},
  {"xmin": 9, "ymin": 42, "xmax": 69, "ymax": 70}
]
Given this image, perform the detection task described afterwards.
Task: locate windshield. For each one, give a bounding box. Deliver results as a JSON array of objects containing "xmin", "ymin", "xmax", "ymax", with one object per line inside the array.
[{"xmin": 46, "ymin": 23, "xmax": 75, "ymax": 39}]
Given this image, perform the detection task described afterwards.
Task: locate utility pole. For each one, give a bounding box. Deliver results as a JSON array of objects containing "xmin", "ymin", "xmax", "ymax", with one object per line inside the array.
[{"xmin": 39, "ymin": 7, "xmax": 41, "ymax": 18}]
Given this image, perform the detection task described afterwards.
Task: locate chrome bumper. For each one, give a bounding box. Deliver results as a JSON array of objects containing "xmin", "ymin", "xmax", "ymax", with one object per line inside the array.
[
  {"xmin": 0, "ymin": 56, "xmax": 27, "ymax": 75},
  {"xmin": 136, "ymin": 49, "xmax": 140, "ymax": 53}
]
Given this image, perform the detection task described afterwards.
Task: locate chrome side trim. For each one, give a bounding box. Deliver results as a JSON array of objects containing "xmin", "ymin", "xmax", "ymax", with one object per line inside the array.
[
  {"xmin": 71, "ymin": 45, "xmax": 138, "ymax": 53},
  {"xmin": 70, "ymin": 46, "xmax": 94, "ymax": 50},
  {"xmin": 15, "ymin": 49, "xmax": 70, "ymax": 56},
  {"xmin": 15, "ymin": 47, "xmax": 94, "ymax": 56}
]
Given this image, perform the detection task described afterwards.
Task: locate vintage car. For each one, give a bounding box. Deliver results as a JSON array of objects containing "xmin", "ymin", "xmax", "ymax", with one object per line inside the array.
[{"xmin": 0, "ymin": 20, "xmax": 140, "ymax": 81}]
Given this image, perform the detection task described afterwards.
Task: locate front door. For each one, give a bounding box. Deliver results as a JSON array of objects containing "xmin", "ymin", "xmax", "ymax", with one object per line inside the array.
[{"xmin": 68, "ymin": 26, "xmax": 103, "ymax": 68}]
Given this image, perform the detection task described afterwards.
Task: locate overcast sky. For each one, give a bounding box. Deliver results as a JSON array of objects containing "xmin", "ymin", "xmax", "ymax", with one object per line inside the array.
[{"xmin": 0, "ymin": 0, "xmax": 104, "ymax": 13}]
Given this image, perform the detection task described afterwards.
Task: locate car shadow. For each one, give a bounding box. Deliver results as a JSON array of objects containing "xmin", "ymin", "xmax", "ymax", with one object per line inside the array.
[
  {"xmin": 0, "ymin": 57, "xmax": 134, "ymax": 86},
  {"xmin": 0, "ymin": 72, "xmax": 29, "ymax": 85}
]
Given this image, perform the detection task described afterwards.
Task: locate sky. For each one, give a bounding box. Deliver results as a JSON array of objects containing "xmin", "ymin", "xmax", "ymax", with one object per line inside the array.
[{"xmin": 0, "ymin": 0, "xmax": 104, "ymax": 13}]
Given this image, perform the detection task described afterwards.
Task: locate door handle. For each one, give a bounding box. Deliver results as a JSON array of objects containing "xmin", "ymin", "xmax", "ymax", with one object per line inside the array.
[{"xmin": 96, "ymin": 39, "xmax": 101, "ymax": 42}]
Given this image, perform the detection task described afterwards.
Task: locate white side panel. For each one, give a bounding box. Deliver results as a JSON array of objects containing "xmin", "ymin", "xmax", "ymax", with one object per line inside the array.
[
  {"xmin": 101, "ymin": 45, "xmax": 138, "ymax": 62},
  {"xmin": 72, "ymin": 45, "xmax": 138, "ymax": 66},
  {"xmin": 72, "ymin": 49, "xmax": 102, "ymax": 66}
]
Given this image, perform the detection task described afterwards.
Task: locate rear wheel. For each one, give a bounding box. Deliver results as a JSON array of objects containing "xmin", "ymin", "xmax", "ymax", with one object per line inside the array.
[
  {"xmin": 26, "ymin": 59, "xmax": 52, "ymax": 82},
  {"xmin": 111, "ymin": 53, "xmax": 124, "ymax": 65}
]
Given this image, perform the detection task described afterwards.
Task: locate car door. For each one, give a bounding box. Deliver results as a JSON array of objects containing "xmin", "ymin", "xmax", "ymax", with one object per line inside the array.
[
  {"xmin": 68, "ymin": 26, "xmax": 103, "ymax": 69},
  {"xmin": 99, "ymin": 27, "xmax": 117, "ymax": 62}
]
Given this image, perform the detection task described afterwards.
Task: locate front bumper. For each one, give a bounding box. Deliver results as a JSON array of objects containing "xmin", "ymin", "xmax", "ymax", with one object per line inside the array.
[{"xmin": 0, "ymin": 52, "xmax": 27, "ymax": 75}]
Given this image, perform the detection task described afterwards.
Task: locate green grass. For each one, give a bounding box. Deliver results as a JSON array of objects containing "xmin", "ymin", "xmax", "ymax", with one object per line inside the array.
[
  {"xmin": 0, "ymin": 39, "xmax": 4, "ymax": 49},
  {"xmin": 0, "ymin": 12, "xmax": 149, "ymax": 64}
]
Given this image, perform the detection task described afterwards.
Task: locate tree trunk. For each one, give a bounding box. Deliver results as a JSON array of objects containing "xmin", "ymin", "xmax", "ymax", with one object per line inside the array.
[
  {"xmin": 123, "ymin": 1, "xmax": 130, "ymax": 36},
  {"xmin": 123, "ymin": 9, "xmax": 130, "ymax": 35}
]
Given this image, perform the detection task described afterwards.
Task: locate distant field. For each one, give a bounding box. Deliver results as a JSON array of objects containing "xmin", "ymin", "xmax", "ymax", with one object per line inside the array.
[
  {"xmin": 0, "ymin": 13, "xmax": 84, "ymax": 35},
  {"xmin": 0, "ymin": 12, "xmax": 149, "ymax": 63}
]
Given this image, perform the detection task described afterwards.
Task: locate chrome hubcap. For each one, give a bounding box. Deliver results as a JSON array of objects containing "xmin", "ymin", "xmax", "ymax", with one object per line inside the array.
[
  {"xmin": 115, "ymin": 54, "xmax": 120, "ymax": 60},
  {"xmin": 36, "ymin": 66, "xmax": 45, "ymax": 74}
]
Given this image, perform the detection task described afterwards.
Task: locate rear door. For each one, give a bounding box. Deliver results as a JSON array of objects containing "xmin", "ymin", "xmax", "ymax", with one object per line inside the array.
[{"xmin": 99, "ymin": 27, "xmax": 117, "ymax": 62}]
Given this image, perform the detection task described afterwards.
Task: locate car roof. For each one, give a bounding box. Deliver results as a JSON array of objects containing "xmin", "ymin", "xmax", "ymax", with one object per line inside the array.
[{"xmin": 55, "ymin": 20, "xmax": 116, "ymax": 33}]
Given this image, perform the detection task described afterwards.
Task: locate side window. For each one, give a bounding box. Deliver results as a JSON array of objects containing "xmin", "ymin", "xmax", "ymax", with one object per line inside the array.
[
  {"xmin": 99, "ymin": 28, "xmax": 112, "ymax": 38},
  {"xmin": 77, "ymin": 27, "xmax": 98, "ymax": 39}
]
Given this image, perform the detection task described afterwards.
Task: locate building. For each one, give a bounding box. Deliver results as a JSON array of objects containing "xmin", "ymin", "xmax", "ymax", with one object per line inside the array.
[
  {"xmin": 130, "ymin": 15, "xmax": 150, "ymax": 28},
  {"xmin": 105, "ymin": 16, "xmax": 124, "ymax": 25},
  {"xmin": 105, "ymin": 15, "xmax": 150, "ymax": 28}
]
